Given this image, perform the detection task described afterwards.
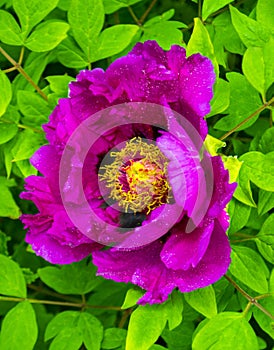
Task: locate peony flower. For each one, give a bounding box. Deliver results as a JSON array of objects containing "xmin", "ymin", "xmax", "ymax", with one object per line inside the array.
[{"xmin": 21, "ymin": 41, "xmax": 236, "ymax": 304}]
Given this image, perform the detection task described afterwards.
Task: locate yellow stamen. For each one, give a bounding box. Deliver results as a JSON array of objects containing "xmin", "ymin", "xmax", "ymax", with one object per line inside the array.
[{"xmin": 100, "ymin": 138, "xmax": 170, "ymax": 213}]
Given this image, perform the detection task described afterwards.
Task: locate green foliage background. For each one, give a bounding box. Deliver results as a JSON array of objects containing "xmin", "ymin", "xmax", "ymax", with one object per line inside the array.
[{"xmin": 0, "ymin": 0, "xmax": 273, "ymax": 349}]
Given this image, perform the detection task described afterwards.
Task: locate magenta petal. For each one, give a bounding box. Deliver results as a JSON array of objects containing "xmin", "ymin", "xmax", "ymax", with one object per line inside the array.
[
  {"xmin": 175, "ymin": 219, "xmax": 231, "ymax": 292},
  {"xmin": 160, "ymin": 219, "xmax": 214, "ymax": 270},
  {"xmin": 92, "ymin": 241, "xmax": 176, "ymax": 304},
  {"xmin": 157, "ymin": 132, "xmax": 202, "ymax": 218},
  {"xmin": 22, "ymin": 213, "xmax": 100, "ymax": 264},
  {"xmin": 93, "ymin": 219, "xmax": 231, "ymax": 304},
  {"xmin": 208, "ymin": 156, "xmax": 237, "ymax": 219},
  {"xmin": 179, "ymin": 53, "xmax": 215, "ymax": 117}
]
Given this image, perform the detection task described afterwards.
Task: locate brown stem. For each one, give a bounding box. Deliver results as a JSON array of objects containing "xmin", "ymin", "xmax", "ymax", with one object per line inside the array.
[
  {"xmin": 220, "ymin": 96, "xmax": 274, "ymax": 141},
  {"xmin": 198, "ymin": 0, "xmax": 202, "ymax": 18},
  {"xmin": 113, "ymin": 11, "xmax": 120, "ymax": 24},
  {"xmin": 128, "ymin": 6, "xmax": 141, "ymax": 25},
  {"xmin": 0, "ymin": 46, "xmax": 48, "ymax": 101},
  {"xmin": 118, "ymin": 308, "xmax": 133, "ymax": 328},
  {"xmin": 183, "ymin": 0, "xmax": 247, "ymax": 33},
  {"xmin": 3, "ymin": 67, "xmax": 17, "ymax": 73},
  {"xmin": 28, "ymin": 284, "xmax": 81, "ymax": 303},
  {"xmin": 209, "ymin": 0, "xmax": 246, "ymax": 19},
  {"xmin": 18, "ymin": 46, "xmax": 25, "ymax": 65},
  {"xmin": 230, "ymin": 238, "xmax": 254, "ymax": 243},
  {"xmin": 224, "ymin": 275, "xmax": 274, "ymax": 320},
  {"xmin": 139, "ymin": 0, "xmax": 158, "ymax": 24},
  {"xmin": 0, "ymin": 295, "xmax": 122, "ymax": 311}
]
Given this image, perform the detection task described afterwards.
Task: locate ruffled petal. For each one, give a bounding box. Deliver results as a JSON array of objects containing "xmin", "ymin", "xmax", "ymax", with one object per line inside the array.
[
  {"xmin": 207, "ymin": 156, "xmax": 237, "ymax": 219},
  {"xmin": 92, "ymin": 241, "xmax": 176, "ymax": 304},
  {"xmin": 179, "ymin": 53, "xmax": 215, "ymax": 117},
  {"xmin": 160, "ymin": 219, "xmax": 214, "ymax": 270},
  {"xmin": 93, "ymin": 219, "xmax": 231, "ymax": 304},
  {"xmin": 157, "ymin": 131, "xmax": 204, "ymax": 220},
  {"xmin": 21, "ymin": 213, "xmax": 100, "ymax": 264}
]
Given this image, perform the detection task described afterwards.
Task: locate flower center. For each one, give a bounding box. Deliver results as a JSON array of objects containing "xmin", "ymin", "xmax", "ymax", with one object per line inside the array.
[{"xmin": 100, "ymin": 138, "xmax": 170, "ymax": 214}]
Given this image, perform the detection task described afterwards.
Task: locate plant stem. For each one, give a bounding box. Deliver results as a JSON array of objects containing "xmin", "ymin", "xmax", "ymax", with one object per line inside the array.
[
  {"xmin": 3, "ymin": 67, "xmax": 17, "ymax": 73},
  {"xmin": 139, "ymin": 0, "xmax": 158, "ymax": 24},
  {"xmin": 118, "ymin": 308, "xmax": 133, "ymax": 328},
  {"xmin": 28, "ymin": 284, "xmax": 81, "ymax": 303},
  {"xmin": 224, "ymin": 275, "xmax": 274, "ymax": 320},
  {"xmin": 0, "ymin": 46, "xmax": 48, "ymax": 102},
  {"xmin": 220, "ymin": 96, "xmax": 274, "ymax": 141},
  {"xmin": 198, "ymin": 0, "xmax": 202, "ymax": 18},
  {"xmin": 128, "ymin": 6, "xmax": 141, "ymax": 25},
  {"xmin": 0, "ymin": 295, "xmax": 122, "ymax": 311}
]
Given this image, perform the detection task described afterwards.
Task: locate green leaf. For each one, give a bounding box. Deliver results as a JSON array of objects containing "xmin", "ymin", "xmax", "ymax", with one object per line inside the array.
[
  {"xmin": 262, "ymin": 37, "xmax": 274, "ymax": 93},
  {"xmin": 0, "ymin": 70, "xmax": 12, "ymax": 117},
  {"xmin": 13, "ymin": 0, "xmax": 59, "ymax": 38},
  {"xmin": 11, "ymin": 130, "xmax": 46, "ymax": 162},
  {"xmin": 204, "ymin": 134, "xmax": 226, "ymax": 156},
  {"xmin": 228, "ymin": 198, "xmax": 251, "ymax": 235},
  {"xmin": 126, "ymin": 304, "xmax": 167, "ymax": 350},
  {"xmin": 103, "ymin": 0, "xmax": 143, "ymax": 14},
  {"xmin": 49, "ymin": 328, "xmax": 83, "ymax": 350},
  {"xmin": 255, "ymin": 214, "xmax": 274, "ymax": 263},
  {"xmin": 163, "ymin": 291, "xmax": 184, "ymax": 330},
  {"xmin": 162, "ymin": 321, "xmax": 194, "ymax": 350},
  {"xmin": 0, "ymin": 231, "xmax": 10, "ymax": 256},
  {"xmin": 45, "ymin": 311, "xmax": 79, "ymax": 341},
  {"xmin": 12, "ymin": 52, "xmax": 50, "ymax": 96},
  {"xmin": 229, "ymin": 246, "xmax": 269, "ymax": 294},
  {"xmin": 68, "ymin": 0, "xmax": 104, "ymax": 62},
  {"xmin": 214, "ymin": 278, "xmax": 235, "ymax": 313},
  {"xmin": 222, "ymin": 155, "xmax": 242, "ymax": 183},
  {"xmin": 38, "ymin": 259, "xmax": 102, "ymax": 295},
  {"xmin": 207, "ymin": 78, "xmax": 230, "ymax": 117},
  {"xmin": 242, "ymin": 47, "xmax": 265, "ymax": 97},
  {"xmin": 0, "ymin": 254, "xmax": 26, "ymax": 297},
  {"xmin": 149, "ymin": 346, "xmax": 167, "ymax": 350},
  {"xmin": 214, "ymin": 73, "xmax": 262, "ymax": 131},
  {"xmin": 187, "ymin": 17, "xmax": 219, "ymax": 75},
  {"xmin": 17, "ymin": 90, "xmax": 51, "ymax": 127},
  {"xmin": 0, "ymin": 177, "xmax": 21, "ymax": 219},
  {"xmin": 253, "ymin": 296, "xmax": 274, "ymax": 339},
  {"xmin": 15, "ymin": 159, "xmax": 38, "ymax": 177},
  {"xmin": 230, "ymin": 5, "xmax": 269, "ymax": 47},
  {"xmin": 0, "ymin": 301, "xmax": 38, "ymax": 350},
  {"xmin": 202, "ymin": 0, "xmax": 233, "ymax": 21},
  {"xmin": 121, "ymin": 288, "xmax": 145, "ymax": 309},
  {"xmin": 46, "ymin": 75, "xmax": 74, "ymax": 96},
  {"xmin": 255, "ymin": 235, "xmax": 274, "ymax": 264},
  {"xmin": 192, "ymin": 312, "xmax": 258, "ymax": 350},
  {"xmin": 233, "ymin": 164, "xmax": 256, "ymax": 207},
  {"xmin": 242, "ymin": 38, "xmax": 274, "ymax": 97},
  {"xmin": 102, "ymin": 328, "xmax": 127, "ymax": 349},
  {"xmin": 257, "ymin": 0, "xmax": 274, "ymax": 34},
  {"xmin": 254, "ymin": 269, "xmax": 274, "ymax": 338},
  {"xmin": 45, "ymin": 311, "xmax": 103, "ymax": 350},
  {"xmin": 239, "ymin": 151, "xmax": 274, "ymax": 191},
  {"xmin": 25, "ymin": 20, "xmax": 69, "ymax": 52},
  {"xmin": 0, "ymin": 122, "xmax": 18, "ymax": 145},
  {"xmin": 142, "ymin": 12, "xmax": 186, "ymax": 50},
  {"xmin": 78, "ymin": 312, "xmax": 104, "ymax": 350},
  {"xmin": 184, "ymin": 285, "xmax": 217, "ymax": 319},
  {"xmin": 57, "ymin": 36, "xmax": 89, "ymax": 68},
  {"xmin": 258, "ymin": 190, "xmax": 274, "ymax": 215},
  {"xmin": 92, "ymin": 25, "xmax": 139, "ymax": 61},
  {"xmin": 213, "ymin": 12, "xmax": 245, "ymax": 55},
  {"xmin": 259, "ymin": 127, "xmax": 274, "ymax": 154},
  {"xmin": 0, "ymin": 10, "xmax": 23, "ymax": 45}
]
